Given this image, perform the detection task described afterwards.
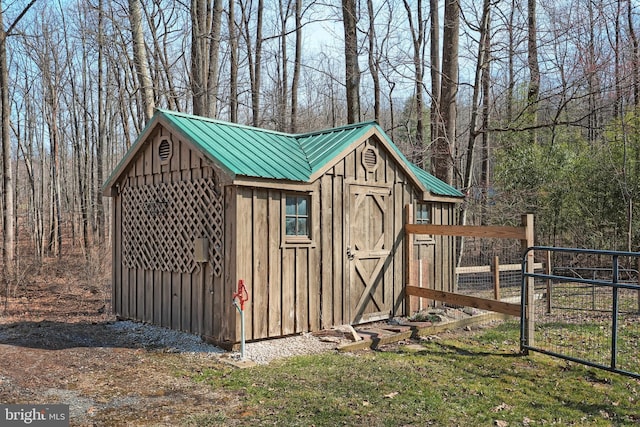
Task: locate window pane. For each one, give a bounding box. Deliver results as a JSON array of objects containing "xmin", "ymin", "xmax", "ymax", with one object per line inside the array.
[
  {"xmin": 297, "ymin": 197, "xmax": 307, "ymax": 215},
  {"xmin": 286, "ymin": 196, "xmax": 296, "ymax": 215},
  {"xmin": 285, "ymin": 194, "xmax": 310, "ymax": 238},
  {"xmin": 416, "ymin": 203, "xmax": 430, "ymax": 224},
  {"xmin": 286, "ymin": 218, "xmax": 297, "ymax": 236},
  {"xmin": 298, "ymin": 218, "xmax": 308, "ymax": 236}
]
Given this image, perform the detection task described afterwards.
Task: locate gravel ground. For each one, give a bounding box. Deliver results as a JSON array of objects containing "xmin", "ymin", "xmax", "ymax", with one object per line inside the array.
[
  {"xmin": 239, "ymin": 332, "xmax": 339, "ymax": 364},
  {"xmin": 107, "ymin": 320, "xmax": 341, "ymax": 365}
]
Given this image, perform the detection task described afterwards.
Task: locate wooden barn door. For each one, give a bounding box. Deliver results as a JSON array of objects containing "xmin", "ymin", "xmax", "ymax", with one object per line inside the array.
[{"xmin": 346, "ymin": 185, "xmax": 392, "ymax": 324}]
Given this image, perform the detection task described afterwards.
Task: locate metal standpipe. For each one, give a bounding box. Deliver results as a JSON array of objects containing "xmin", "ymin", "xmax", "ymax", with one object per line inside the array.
[{"xmin": 232, "ymin": 280, "xmax": 249, "ymax": 360}]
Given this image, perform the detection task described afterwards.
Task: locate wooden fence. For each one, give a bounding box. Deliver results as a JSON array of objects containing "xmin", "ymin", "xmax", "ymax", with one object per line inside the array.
[{"xmin": 405, "ymin": 213, "xmax": 536, "ymax": 342}]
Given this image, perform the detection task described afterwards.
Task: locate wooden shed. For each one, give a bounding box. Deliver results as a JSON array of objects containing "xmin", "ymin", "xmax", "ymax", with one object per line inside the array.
[{"xmin": 103, "ymin": 109, "xmax": 463, "ymax": 347}]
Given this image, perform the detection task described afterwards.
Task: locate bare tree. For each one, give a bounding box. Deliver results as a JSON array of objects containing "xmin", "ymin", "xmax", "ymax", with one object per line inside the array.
[
  {"xmin": 527, "ymin": 0, "xmax": 539, "ymax": 144},
  {"xmin": 342, "ymin": 0, "xmax": 360, "ymax": 124},
  {"xmin": 229, "ymin": 0, "xmax": 239, "ymax": 122},
  {"xmin": 239, "ymin": 0, "xmax": 263, "ymax": 126},
  {"xmin": 1, "ymin": 0, "xmax": 37, "ymax": 287},
  {"xmin": 191, "ymin": 0, "xmax": 223, "ymax": 117},
  {"xmin": 430, "ymin": 0, "xmax": 440, "ymax": 156},
  {"xmin": 290, "ymin": 0, "xmax": 301, "ymax": 132},
  {"xmin": 96, "ymin": 0, "xmax": 106, "ymax": 243},
  {"xmin": 461, "ymin": 0, "xmax": 491, "ymax": 225},
  {"xmin": 628, "ymin": 0, "xmax": 639, "ymax": 108},
  {"xmin": 129, "ymin": 0, "xmax": 155, "ymax": 122},
  {"xmin": 366, "ymin": 0, "xmax": 381, "ymax": 123},
  {"xmin": 432, "ymin": 0, "xmax": 459, "ymax": 185},
  {"xmin": 403, "ymin": 0, "xmax": 426, "ymax": 167}
]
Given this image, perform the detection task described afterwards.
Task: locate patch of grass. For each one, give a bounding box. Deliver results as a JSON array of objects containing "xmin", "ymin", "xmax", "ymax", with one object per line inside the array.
[{"xmin": 189, "ymin": 321, "xmax": 640, "ymax": 426}]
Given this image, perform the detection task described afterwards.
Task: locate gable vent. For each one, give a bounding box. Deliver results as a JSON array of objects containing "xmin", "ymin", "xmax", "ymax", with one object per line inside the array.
[
  {"xmin": 362, "ymin": 146, "xmax": 379, "ymax": 171},
  {"xmin": 158, "ymin": 138, "xmax": 172, "ymax": 163}
]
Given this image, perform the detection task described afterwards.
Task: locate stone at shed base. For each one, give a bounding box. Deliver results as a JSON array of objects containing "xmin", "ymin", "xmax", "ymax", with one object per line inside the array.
[{"xmin": 221, "ymin": 357, "xmax": 257, "ymax": 369}]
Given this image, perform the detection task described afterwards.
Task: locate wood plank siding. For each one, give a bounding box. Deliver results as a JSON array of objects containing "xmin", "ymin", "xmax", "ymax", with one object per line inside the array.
[
  {"xmin": 231, "ymin": 136, "xmax": 457, "ymax": 341},
  {"xmin": 111, "ymin": 122, "xmax": 458, "ymax": 345},
  {"xmin": 111, "ymin": 125, "xmax": 229, "ymax": 343}
]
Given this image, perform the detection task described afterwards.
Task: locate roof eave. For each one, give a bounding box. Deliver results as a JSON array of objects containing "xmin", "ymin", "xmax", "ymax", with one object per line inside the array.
[
  {"xmin": 101, "ymin": 113, "xmax": 162, "ymax": 197},
  {"xmin": 101, "ymin": 111, "xmax": 237, "ymax": 197},
  {"xmin": 157, "ymin": 112, "xmax": 237, "ymax": 179},
  {"xmin": 305, "ymin": 126, "xmax": 430, "ymax": 196},
  {"xmin": 421, "ymin": 193, "xmax": 465, "ymax": 203}
]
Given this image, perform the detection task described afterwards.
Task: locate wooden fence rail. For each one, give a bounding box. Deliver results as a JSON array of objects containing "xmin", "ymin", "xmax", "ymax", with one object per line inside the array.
[
  {"xmin": 405, "ymin": 286, "xmax": 522, "ymax": 317},
  {"xmin": 405, "ymin": 211, "xmax": 536, "ymax": 344}
]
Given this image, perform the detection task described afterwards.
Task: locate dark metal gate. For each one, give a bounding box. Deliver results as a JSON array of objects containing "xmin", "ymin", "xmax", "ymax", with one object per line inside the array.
[{"xmin": 520, "ymin": 246, "xmax": 640, "ymax": 379}]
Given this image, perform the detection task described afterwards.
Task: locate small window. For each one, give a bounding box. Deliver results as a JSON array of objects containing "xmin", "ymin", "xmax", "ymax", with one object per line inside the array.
[
  {"xmin": 415, "ymin": 203, "xmax": 431, "ymax": 224},
  {"xmin": 414, "ymin": 202, "xmax": 434, "ymax": 244},
  {"xmin": 285, "ymin": 195, "xmax": 310, "ymax": 237}
]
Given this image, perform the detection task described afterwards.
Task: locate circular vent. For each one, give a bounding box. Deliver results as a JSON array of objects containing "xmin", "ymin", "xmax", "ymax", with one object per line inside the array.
[
  {"xmin": 362, "ymin": 146, "xmax": 379, "ymax": 171},
  {"xmin": 158, "ymin": 138, "xmax": 171, "ymax": 162}
]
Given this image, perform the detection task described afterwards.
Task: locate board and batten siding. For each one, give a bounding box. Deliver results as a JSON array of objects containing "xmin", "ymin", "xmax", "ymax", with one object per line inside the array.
[
  {"xmin": 112, "ymin": 125, "xmax": 229, "ymax": 342},
  {"xmin": 112, "ymin": 123, "xmax": 458, "ymax": 345},
  {"xmin": 411, "ymin": 202, "xmax": 457, "ymax": 311},
  {"xmin": 231, "ymin": 136, "xmax": 457, "ymax": 341}
]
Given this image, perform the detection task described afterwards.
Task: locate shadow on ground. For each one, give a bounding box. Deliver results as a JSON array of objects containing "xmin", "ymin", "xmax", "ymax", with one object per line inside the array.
[{"xmin": 0, "ymin": 320, "xmax": 145, "ymax": 350}]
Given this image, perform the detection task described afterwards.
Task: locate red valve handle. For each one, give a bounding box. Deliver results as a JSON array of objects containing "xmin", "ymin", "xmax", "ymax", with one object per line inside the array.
[{"xmin": 232, "ymin": 279, "xmax": 249, "ymax": 311}]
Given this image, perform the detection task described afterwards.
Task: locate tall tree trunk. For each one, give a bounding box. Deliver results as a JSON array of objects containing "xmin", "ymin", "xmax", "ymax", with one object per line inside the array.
[
  {"xmin": 191, "ymin": 0, "xmax": 208, "ymax": 116},
  {"xmin": 462, "ymin": 0, "xmax": 490, "ymax": 215},
  {"xmin": 367, "ymin": 0, "xmax": 380, "ymax": 123},
  {"xmin": 403, "ymin": 0, "xmax": 425, "ymax": 167},
  {"xmin": 480, "ymin": 15, "xmax": 491, "ymax": 226},
  {"xmin": 0, "ymin": 8, "xmax": 15, "ymax": 283},
  {"xmin": 628, "ymin": 0, "xmax": 639, "ymax": 108},
  {"xmin": 61, "ymin": 7, "xmax": 89, "ymax": 255},
  {"xmin": 129, "ymin": 0, "xmax": 155, "ymax": 122},
  {"xmin": 430, "ymin": 0, "xmax": 440, "ymax": 166},
  {"xmin": 1, "ymin": 0, "xmax": 36, "ymax": 287},
  {"xmin": 586, "ymin": 0, "xmax": 597, "ymax": 143},
  {"xmin": 277, "ymin": 0, "xmax": 289, "ymax": 131},
  {"xmin": 247, "ymin": 0, "xmax": 263, "ymax": 127},
  {"xmin": 46, "ymin": 91, "xmax": 62, "ymax": 258},
  {"xmin": 206, "ymin": 0, "xmax": 224, "ymax": 118},
  {"xmin": 433, "ymin": 0, "xmax": 459, "ymax": 185},
  {"xmin": 614, "ymin": 0, "xmax": 622, "ymax": 121},
  {"xmin": 506, "ymin": 0, "xmax": 515, "ymax": 122},
  {"xmin": 290, "ymin": 0, "xmax": 301, "ymax": 132},
  {"xmin": 96, "ymin": 0, "xmax": 105, "ymax": 243},
  {"xmin": 229, "ymin": 0, "xmax": 238, "ymax": 122},
  {"xmin": 191, "ymin": 0, "xmax": 224, "ymax": 117},
  {"xmin": 527, "ymin": 0, "xmax": 539, "ymax": 144},
  {"xmin": 342, "ymin": 0, "xmax": 360, "ymax": 124}
]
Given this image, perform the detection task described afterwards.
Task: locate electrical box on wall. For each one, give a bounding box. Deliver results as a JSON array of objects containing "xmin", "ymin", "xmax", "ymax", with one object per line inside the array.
[{"xmin": 194, "ymin": 238, "xmax": 209, "ymax": 263}]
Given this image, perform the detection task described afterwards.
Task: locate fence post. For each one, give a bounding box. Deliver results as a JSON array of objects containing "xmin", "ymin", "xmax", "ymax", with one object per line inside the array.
[
  {"xmin": 546, "ymin": 250, "xmax": 552, "ymax": 314},
  {"xmin": 521, "ymin": 214, "xmax": 535, "ymax": 347},
  {"xmin": 493, "ymin": 256, "xmax": 500, "ymax": 300},
  {"xmin": 405, "ymin": 204, "xmax": 416, "ymax": 315}
]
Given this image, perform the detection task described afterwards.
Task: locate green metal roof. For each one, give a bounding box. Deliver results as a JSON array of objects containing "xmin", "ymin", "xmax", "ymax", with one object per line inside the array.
[
  {"xmin": 105, "ymin": 109, "xmax": 463, "ymax": 198},
  {"xmin": 161, "ymin": 110, "xmax": 311, "ymax": 181}
]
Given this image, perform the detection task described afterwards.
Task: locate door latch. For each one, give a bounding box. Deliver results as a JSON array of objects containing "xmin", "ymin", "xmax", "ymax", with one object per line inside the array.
[{"xmin": 347, "ymin": 246, "xmax": 355, "ymax": 261}]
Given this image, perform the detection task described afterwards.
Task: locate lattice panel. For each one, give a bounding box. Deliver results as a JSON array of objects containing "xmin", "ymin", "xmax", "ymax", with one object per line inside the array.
[{"xmin": 121, "ymin": 177, "xmax": 224, "ymax": 276}]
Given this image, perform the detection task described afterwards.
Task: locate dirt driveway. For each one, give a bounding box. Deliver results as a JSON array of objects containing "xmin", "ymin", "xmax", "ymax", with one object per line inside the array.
[{"xmin": 0, "ymin": 261, "xmax": 241, "ymax": 426}]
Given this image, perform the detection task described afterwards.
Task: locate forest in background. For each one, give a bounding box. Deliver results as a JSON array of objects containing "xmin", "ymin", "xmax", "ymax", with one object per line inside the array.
[{"xmin": 0, "ymin": 0, "xmax": 639, "ymax": 288}]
